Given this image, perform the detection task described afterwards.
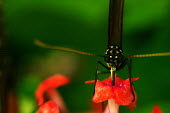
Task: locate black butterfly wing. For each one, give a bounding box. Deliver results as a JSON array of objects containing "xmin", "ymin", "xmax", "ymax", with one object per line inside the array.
[{"xmin": 108, "ymin": 0, "xmax": 124, "ymax": 48}]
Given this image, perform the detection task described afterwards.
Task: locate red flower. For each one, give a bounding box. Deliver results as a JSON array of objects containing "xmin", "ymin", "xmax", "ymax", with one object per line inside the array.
[
  {"xmin": 85, "ymin": 75, "xmax": 139, "ymax": 110},
  {"xmin": 152, "ymin": 105, "xmax": 163, "ymax": 113},
  {"xmin": 35, "ymin": 74, "xmax": 70, "ymax": 106},
  {"xmin": 38, "ymin": 101, "xmax": 59, "ymax": 113}
]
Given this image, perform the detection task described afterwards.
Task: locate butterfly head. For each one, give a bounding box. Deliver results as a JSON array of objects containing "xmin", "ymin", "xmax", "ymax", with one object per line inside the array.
[{"xmin": 104, "ymin": 44, "xmax": 127, "ymax": 70}]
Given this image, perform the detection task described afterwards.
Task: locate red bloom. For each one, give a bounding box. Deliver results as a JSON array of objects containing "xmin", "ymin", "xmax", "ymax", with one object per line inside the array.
[
  {"xmin": 35, "ymin": 74, "xmax": 70, "ymax": 105},
  {"xmin": 152, "ymin": 105, "xmax": 163, "ymax": 113},
  {"xmin": 38, "ymin": 101, "xmax": 59, "ymax": 113},
  {"xmin": 85, "ymin": 75, "xmax": 139, "ymax": 110}
]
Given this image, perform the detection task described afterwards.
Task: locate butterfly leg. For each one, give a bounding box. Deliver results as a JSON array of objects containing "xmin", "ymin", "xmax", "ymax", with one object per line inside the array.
[
  {"xmin": 127, "ymin": 58, "xmax": 135, "ymax": 102},
  {"xmin": 93, "ymin": 61, "xmax": 110, "ymax": 95},
  {"xmin": 93, "ymin": 61, "xmax": 110, "ymax": 112}
]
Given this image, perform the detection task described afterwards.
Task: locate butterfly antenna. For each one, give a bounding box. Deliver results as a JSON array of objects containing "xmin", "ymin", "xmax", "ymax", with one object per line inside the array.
[
  {"xmin": 128, "ymin": 52, "xmax": 170, "ymax": 57},
  {"xmin": 34, "ymin": 39, "xmax": 103, "ymax": 57}
]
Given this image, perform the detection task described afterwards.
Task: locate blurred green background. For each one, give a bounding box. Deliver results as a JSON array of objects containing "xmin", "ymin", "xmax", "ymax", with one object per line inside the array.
[{"xmin": 3, "ymin": 0, "xmax": 170, "ymax": 113}]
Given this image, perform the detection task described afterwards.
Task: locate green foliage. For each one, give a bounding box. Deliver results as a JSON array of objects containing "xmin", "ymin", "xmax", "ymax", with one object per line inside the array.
[{"xmin": 3, "ymin": 0, "xmax": 170, "ymax": 112}]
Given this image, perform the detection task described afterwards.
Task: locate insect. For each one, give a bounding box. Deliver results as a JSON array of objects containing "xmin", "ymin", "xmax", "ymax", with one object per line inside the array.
[{"xmin": 34, "ymin": 0, "xmax": 170, "ymax": 101}]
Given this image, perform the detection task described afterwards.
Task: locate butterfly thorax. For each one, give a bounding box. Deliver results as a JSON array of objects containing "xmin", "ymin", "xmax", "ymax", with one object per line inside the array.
[{"xmin": 104, "ymin": 44, "xmax": 127, "ymax": 70}]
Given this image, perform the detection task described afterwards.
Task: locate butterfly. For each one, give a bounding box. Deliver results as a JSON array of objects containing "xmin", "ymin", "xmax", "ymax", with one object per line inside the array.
[{"xmin": 34, "ymin": 0, "xmax": 170, "ymax": 102}]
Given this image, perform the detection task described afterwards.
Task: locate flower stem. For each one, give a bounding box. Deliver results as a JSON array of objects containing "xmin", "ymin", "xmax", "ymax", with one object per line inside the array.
[{"xmin": 107, "ymin": 99, "xmax": 119, "ymax": 113}]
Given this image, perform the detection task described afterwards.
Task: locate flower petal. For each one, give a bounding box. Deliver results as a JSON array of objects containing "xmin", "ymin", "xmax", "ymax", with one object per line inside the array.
[
  {"xmin": 92, "ymin": 79, "xmax": 113, "ymax": 103},
  {"xmin": 131, "ymin": 77, "xmax": 140, "ymax": 82},
  {"xmin": 152, "ymin": 105, "xmax": 163, "ymax": 113},
  {"xmin": 127, "ymin": 89, "xmax": 137, "ymax": 110},
  {"xmin": 88, "ymin": 75, "xmax": 139, "ymax": 108},
  {"xmin": 85, "ymin": 80, "xmax": 95, "ymax": 84},
  {"xmin": 38, "ymin": 101, "xmax": 59, "ymax": 113},
  {"xmin": 113, "ymin": 78, "xmax": 135, "ymax": 105},
  {"xmin": 35, "ymin": 74, "xmax": 70, "ymax": 105}
]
